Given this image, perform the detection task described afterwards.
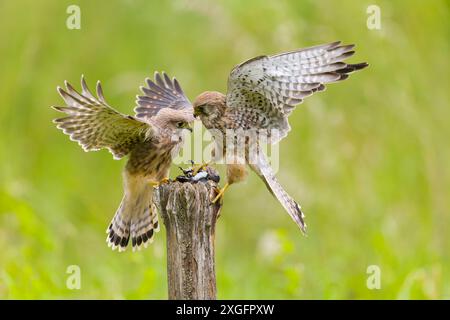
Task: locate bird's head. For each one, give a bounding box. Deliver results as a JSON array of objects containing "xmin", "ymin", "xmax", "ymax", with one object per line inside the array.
[
  {"xmin": 153, "ymin": 108, "xmax": 194, "ymax": 141},
  {"xmin": 193, "ymin": 91, "xmax": 226, "ymax": 127}
]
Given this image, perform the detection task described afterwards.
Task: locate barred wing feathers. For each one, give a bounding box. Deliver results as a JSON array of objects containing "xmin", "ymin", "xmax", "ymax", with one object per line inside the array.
[
  {"xmin": 226, "ymin": 41, "xmax": 368, "ymax": 142},
  {"xmin": 135, "ymin": 71, "xmax": 193, "ymax": 119},
  {"xmin": 53, "ymin": 76, "xmax": 151, "ymax": 160}
]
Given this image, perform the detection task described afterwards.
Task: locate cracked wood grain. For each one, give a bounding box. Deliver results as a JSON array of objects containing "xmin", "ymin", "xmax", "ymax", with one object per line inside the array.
[{"xmin": 155, "ymin": 177, "xmax": 221, "ymax": 300}]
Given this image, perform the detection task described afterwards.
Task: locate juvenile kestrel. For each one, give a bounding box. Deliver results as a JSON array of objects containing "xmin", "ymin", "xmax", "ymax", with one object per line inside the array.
[
  {"xmin": 192, "ymin": 41, "xmax": 368, "ymax": 232},
  {"xmin": 53, "ymin": 73, "xmax": 194, "ymax": 251}
]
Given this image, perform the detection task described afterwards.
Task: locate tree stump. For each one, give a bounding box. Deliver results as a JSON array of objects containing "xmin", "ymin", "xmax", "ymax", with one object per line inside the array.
[{"xmin": 155, "ymin": 168, "xmax": 221, "ymax": 300}]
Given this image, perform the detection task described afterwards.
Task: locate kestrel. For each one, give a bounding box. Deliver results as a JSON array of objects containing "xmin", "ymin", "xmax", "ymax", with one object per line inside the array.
[
  {"xmin": 192, "ymin": 41, "xmax": 368, "ymax": 232},
  {"xmin": 53, "ymin": 73, "xmax": 194, "ymax": 251}
]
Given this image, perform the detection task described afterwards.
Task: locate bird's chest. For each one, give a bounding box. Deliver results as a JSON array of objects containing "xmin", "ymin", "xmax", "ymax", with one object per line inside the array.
[
  {"xmin": 225, "ymin": 108, "xmax": 269, "ymax": 130},
  {"xmin": 209, "ymin": 128, "xmax": 254, "ymax": 164},
  {"xmin": 126, "ymin": 137, "xmax": 178, "ymax": 178}
]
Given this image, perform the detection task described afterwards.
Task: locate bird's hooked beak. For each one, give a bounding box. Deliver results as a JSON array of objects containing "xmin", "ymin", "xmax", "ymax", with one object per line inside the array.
[
  {"xmin": 185, "ymin": 123, "xmax": 193, "ymax": 132},
  {"xmin": 176, "ymin": 121, "xmax": 193, "ymax": 132}
]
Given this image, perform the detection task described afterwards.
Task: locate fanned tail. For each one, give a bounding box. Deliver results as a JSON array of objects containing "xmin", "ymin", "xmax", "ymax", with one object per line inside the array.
[{"xmin": 106, "ymin": 184, "xmax": 159, "ymax": 252}]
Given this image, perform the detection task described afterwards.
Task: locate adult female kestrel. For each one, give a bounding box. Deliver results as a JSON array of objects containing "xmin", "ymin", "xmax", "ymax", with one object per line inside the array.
[
  {"xmin": 53, "ymin": 73, "xmax": 194, "ymax": 251},
  {"xmin": 192, "ymin": 41, "xmax": 368, "ymax": 232}
]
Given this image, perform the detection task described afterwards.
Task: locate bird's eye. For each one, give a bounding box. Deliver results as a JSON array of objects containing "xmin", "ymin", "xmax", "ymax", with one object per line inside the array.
[
  {"xmin": 197, "ymin": 105, "xmax": 206, "ymax": 114},
  {"xmin": 176, "ymin": 121, "xmax": 185, "ymax": 128}
]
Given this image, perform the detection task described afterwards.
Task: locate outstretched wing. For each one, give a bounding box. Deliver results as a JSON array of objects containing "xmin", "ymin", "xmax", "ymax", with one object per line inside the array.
[
  {"xmin": 226, "ymin": 41, "xmax": 368, "ymax": 142},
  {"xmin": 53, "ymin": 76, "xmax": 151, "ymax": 159},
  {"xmin": 134, "ymin": 72, "xmax": 192, "ymax": 120}
]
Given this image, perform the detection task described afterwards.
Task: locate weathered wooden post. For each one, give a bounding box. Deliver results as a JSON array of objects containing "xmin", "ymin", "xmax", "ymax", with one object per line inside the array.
[{"xmin": 155, "ymin": 167, "xmax": 221, "ymax": 300}]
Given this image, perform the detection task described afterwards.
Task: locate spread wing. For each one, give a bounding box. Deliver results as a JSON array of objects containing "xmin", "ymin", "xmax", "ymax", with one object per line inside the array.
[
  {"xmin": 226, "ymin": 41, "xmax": 368, "ymax": 142},
  {"xmin": 134, "ymin": 71, "xmax": 193, "ymax": 120},
  {"xmin": 53, "ymin": 76, "xmax": 151, "ymax": 160}
]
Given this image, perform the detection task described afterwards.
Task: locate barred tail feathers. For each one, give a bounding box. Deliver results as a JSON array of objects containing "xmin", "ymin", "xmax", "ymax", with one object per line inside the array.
[
  {"xmin": 249, "ymin": 152, "xmax": 306, "ymax": 233},
  {"xmin": 106, "ymin": 184, "xmax": 159, "ymax": 252},
  {"xmin": 106, "ymin": 201, "xmax": 131, "ymax": 251},
  {"xmin": 130, "ymin": 201, "xmax": 159, "ymax": 251}
]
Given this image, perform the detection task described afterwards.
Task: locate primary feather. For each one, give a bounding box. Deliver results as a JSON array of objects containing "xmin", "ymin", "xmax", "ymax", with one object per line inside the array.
[
  {"xmin": 135, "ymin": 71, "xmax": 192, "ymax": 120},
  {"xmin": 226, "ymin": 41, "xmax": 368, "ymax": 142},
  {"xmin": 53, "ymin": 76, "xmax": 151, "ymax": 160}
]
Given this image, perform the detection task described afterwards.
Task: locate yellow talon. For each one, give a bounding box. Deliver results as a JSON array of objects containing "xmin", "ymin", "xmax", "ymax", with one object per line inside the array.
[
  {"xmin": 212, "ymin": 182, "xmax": 229, "ymax": 204},
  {"xmin": 150, "ymin": 177, "xmax": 170, "ymax": 188},
  {"xmin": 160, "ymin": 177, "xmax": 170, "ymax": 184}
]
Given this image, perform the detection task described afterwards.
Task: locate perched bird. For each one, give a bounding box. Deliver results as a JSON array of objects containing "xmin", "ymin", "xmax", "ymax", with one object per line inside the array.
[
  {"xmin": 53, "ymin": 73, "xmax": 194, "ymax": 251},
  {"xmin": 193, "ymin": 41, "xmax": 368, "ymax": 233}
]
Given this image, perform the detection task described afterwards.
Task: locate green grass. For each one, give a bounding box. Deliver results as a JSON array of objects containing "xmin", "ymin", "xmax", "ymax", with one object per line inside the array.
[{"xmin": 0, "ymin": 0, "xmax": 448, "ymax": 299}]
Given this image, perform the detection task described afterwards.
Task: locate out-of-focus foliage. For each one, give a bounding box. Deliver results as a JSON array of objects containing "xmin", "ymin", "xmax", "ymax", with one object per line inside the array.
[{"xmin": 0, "ymin": 0, "xmax": 448, "ymax": 299}]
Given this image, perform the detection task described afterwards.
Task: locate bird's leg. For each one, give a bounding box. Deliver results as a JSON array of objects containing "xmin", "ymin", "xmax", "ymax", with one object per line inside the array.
[
  {"xmin": 212, "ymin": 182, "xmax": 229, "ymax": 204},
  {"xmin": 192, "ymin": 162, "xmax": 210, "ymax": 176},
  {"xmin": 149, "ymin": 177, "xmax": 170, "ymax": 188}
]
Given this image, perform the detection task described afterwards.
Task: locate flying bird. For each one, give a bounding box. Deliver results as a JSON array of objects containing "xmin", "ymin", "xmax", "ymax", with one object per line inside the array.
[
  {"xmin": 192, "ymin": 41, "xmax": 368, "ymax": 233},
  {"xmin": 53, "ymin": 73, "xmax": 194, "ymax": 251}
]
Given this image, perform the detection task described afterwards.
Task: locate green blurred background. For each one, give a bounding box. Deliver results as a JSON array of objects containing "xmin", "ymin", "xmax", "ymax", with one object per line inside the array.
[{"xmin": 0, "ymin": 0, "xmax": 448, "ymax": 299}]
